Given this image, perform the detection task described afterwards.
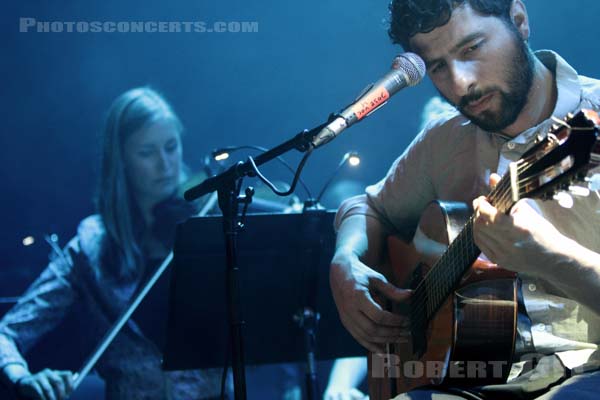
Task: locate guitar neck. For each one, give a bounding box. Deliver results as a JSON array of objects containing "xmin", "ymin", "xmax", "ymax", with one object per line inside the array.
[
  {"xmin": 400, "ymin": 109, "xmax": 600, "ymax": 369},
  {"xmin": 410, "ymin": 109, "xmax": 600, "ymax": 327},
  {"xmin": 413, "ymin": 178, "xmax": 515, "ymax": 324}
]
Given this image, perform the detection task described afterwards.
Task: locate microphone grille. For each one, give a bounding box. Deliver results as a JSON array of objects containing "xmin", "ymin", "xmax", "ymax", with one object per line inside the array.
[{"xmin": 392, "ymin": 52, "xmax": 426, "ymax": 86}]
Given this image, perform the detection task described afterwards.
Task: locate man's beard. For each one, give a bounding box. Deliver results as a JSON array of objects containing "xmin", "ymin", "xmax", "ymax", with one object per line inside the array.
[{"xmin": 446, "ymin": 31, "xmax": 535, "ymax": 132}]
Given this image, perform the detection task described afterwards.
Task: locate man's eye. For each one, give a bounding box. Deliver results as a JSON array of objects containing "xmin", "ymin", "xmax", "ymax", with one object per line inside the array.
[
  {"xmin": 430, "ymin": 61, "xmax": 446, "ymax": 74},
  {"xmin": 465, "ymin": 43, "xmax": 480, "ymax": 54}
]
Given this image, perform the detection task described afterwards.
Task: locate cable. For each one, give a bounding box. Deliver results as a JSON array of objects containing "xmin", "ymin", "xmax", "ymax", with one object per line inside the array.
[
  {"xmin": 247, "ymin": 147, "xmax": 314, "ymax": 197},
  {"xmin": 213, "ymin": 145, "xmax": 313, "ymax": 198}
]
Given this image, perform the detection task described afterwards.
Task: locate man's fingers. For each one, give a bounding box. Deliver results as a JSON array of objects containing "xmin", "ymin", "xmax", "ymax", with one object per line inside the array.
[
  {"xmin": 342, "ymin": 312, "xmax": 404, "ymax": 353},
  {"xmin": 489, "ymin": 173, "xmax": 501, "ymax": 189},
  {"xmin": 350, "ymin": 326, "xmax": 384, "ymax": 354},
  {"xmin": 474, "ymin": 197, "xmax": 498, "ymax": 225},
  {"xmin": 352, "ymin": 310, "xmax": 402, "ymax": 340},
  {"xmin": 357, "ymin": 314, "xmax": 410, "ymax": 341},
  {"xmin": 370, "ymin": 278, "xmax": 412, "ymax": 304},
  {"xmin": 352, "ymin": 303, "xmax": 411, "ymax": 338},
  {"xmin": 359, "ymin": 292, "xmax": 407, "ymax": 328},
  {"xmin": 341, "ymin": 312, "xmax": 369, "ymax": 339},
  {"xmin": 345, "ymin": 312, "xmax": 410, "ymax": 353},
  {"xmin": 473, "ymin": 196, "xmax": 484, "ymax": 213}
]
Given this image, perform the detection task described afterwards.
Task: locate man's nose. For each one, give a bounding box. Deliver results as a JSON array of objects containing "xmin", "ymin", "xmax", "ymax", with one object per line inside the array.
[{"xmin": 449, "ymin": 60, "xmax": 477, "ymax": 99}]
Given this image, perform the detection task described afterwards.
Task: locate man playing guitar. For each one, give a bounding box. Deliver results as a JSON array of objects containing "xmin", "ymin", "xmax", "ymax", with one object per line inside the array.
[{"xmin": 330, "ymin": 1, "xmax": 600, "ymax": 398}]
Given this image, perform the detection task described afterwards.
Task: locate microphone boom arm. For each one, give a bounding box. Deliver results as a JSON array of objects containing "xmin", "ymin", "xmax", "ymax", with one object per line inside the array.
[{"xmin": 184, "ymin": 119, "xmax": 332, "ymax": 200}]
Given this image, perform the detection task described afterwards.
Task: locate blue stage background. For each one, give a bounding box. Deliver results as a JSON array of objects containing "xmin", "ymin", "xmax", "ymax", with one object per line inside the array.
[
  {"xmin": 2, "ymin": 1, "xmax": 599, "ymax": 277},
  {"xmin": 1, "ymin": 2, "xmax": 599, "ymax": 396}
]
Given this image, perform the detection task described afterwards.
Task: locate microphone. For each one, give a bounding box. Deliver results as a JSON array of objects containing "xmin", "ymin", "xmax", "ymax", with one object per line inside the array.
[
  {"xmin": 184, "ymin": 54, "xmax": 426, "ymax": 201},
  {"xmin": 311, "ymin": 53, "xmax": 426, "ymax": 148}
]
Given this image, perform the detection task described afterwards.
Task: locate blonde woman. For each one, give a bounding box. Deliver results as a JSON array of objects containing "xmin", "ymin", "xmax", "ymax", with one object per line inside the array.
[{"xmin": 0, "ymin": 87, "xmax": 221, "ymax": 399}]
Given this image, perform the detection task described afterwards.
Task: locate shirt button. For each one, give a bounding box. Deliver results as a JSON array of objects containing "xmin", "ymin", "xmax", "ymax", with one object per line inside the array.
[
  {"xmin": 507, "ymin": 142, "xmax": 516, "ymax": 150},
  {"xmin": 528, "ymin": 284, "xmax": 537, "ymax": 292}
]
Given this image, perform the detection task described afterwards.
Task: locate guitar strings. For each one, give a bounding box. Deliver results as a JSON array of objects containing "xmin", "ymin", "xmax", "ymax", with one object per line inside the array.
[
  {"xmin": 411, "ymin": 165, "xmax": 524, "ymax": 321},
  {"xmin": 396, "ymin": 119, "xmax": 598, "ymax": 349},
  {"xmin": 408, "ymin": 150, "xmax": 572, "ymax": 329},
  {"xmin": 406, "ymin": 159, "xmax": 528, "ymax": 330}
]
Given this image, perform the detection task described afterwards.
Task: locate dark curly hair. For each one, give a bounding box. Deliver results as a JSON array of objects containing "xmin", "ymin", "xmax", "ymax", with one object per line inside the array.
[{"xmin": 389, "ymin": 0, "xmax": 514, "ymax": 50}]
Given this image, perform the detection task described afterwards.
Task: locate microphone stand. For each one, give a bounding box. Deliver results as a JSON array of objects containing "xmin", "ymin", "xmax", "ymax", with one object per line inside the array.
[
  {"xmin": 293, "ymin": 307, "xmax": 320, "ymax": 400},
  {"xmin": 184, "ymin": 117, "xmax": 337, "ymax": 400}
]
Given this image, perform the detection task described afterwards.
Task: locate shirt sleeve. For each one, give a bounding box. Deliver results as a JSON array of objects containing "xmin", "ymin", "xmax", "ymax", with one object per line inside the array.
[{"xmin": 0, "ymin": 238, "xmax": 84, "ymax": 371}]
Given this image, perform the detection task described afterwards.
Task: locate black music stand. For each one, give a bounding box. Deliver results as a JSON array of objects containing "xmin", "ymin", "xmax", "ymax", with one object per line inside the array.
[{"xmin": 162, "ymin": 211, "xmax": 363, "ymax": 392}]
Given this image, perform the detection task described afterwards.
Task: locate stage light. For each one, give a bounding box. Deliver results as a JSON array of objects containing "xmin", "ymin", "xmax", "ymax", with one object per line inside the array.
[
  {"xmin": 315, "ymin": 151, "xmax": 361, "ymax": 205},
  {"xmin": 213, "ymin": 151, "xmax": 230, "ymax": 161},
  {"xmin": 347, "ymin": 152, "xmax": 361, "ymax": 167}
]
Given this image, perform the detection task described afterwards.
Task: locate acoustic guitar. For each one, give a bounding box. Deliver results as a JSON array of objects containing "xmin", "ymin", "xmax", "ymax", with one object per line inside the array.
[{"xmin": 368, "ymin": 109, "xmax": 600, "ymax": 399}]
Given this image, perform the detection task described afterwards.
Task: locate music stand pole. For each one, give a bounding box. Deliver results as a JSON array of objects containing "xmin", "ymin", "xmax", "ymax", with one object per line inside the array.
[
  {"xmin": 184, "ymin": 118, "xmax": 334, "ymax": 400},
  {"xmin": 218, "ymin": 180, "xmax": 247, "ymax": 400},
  {"xmin": 294, "ymin": 307, "xmax": 320, "ymax": 400}
]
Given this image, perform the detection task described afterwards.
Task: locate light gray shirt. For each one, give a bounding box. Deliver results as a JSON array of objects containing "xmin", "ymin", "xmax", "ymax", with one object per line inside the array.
[{"xmin": 336, "ymin": 51, "xmax": 600, "ymax": 372}]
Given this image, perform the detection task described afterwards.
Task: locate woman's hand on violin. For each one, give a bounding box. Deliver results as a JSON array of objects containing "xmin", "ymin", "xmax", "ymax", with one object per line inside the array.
[{"xmin": 15, "ymin": 369, "xmax": 74, "ymax": 400}]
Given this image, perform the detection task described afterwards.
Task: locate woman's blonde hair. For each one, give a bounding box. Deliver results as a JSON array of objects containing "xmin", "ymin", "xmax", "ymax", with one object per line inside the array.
[{"xmin": 96, "ymin": 87, "xmax": 182, "ymax": 279}]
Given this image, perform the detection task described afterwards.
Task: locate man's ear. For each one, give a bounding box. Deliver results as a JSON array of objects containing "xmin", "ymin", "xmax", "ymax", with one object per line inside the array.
[{"xmin": 510, "ymin": 0, "xmax": 530, "ymax": 41}]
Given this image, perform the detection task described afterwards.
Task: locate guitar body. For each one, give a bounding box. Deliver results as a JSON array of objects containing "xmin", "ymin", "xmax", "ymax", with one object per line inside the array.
[
  {"xmin": 368, "ymin": 201, "xmax": 518, "ymax": 399},
  {"xmin": 366, "ymin": 109, "xmax": 600, "ymax": 398}
]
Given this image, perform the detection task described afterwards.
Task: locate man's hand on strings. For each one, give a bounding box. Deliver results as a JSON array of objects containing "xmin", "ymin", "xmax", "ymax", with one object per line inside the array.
[
  {"xmin": 472, "ymin": 173, "xmax": 563, "ymax": 274},
  {"xmin": 330, "ymin": 252, "xmax": 412, "ymax": 354}
]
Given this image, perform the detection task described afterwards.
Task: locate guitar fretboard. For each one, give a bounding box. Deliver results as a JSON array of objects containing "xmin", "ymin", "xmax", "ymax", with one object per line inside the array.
[{"xmin": 411, "ymin": 178, "xmax": 515, "ymax": 325}]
